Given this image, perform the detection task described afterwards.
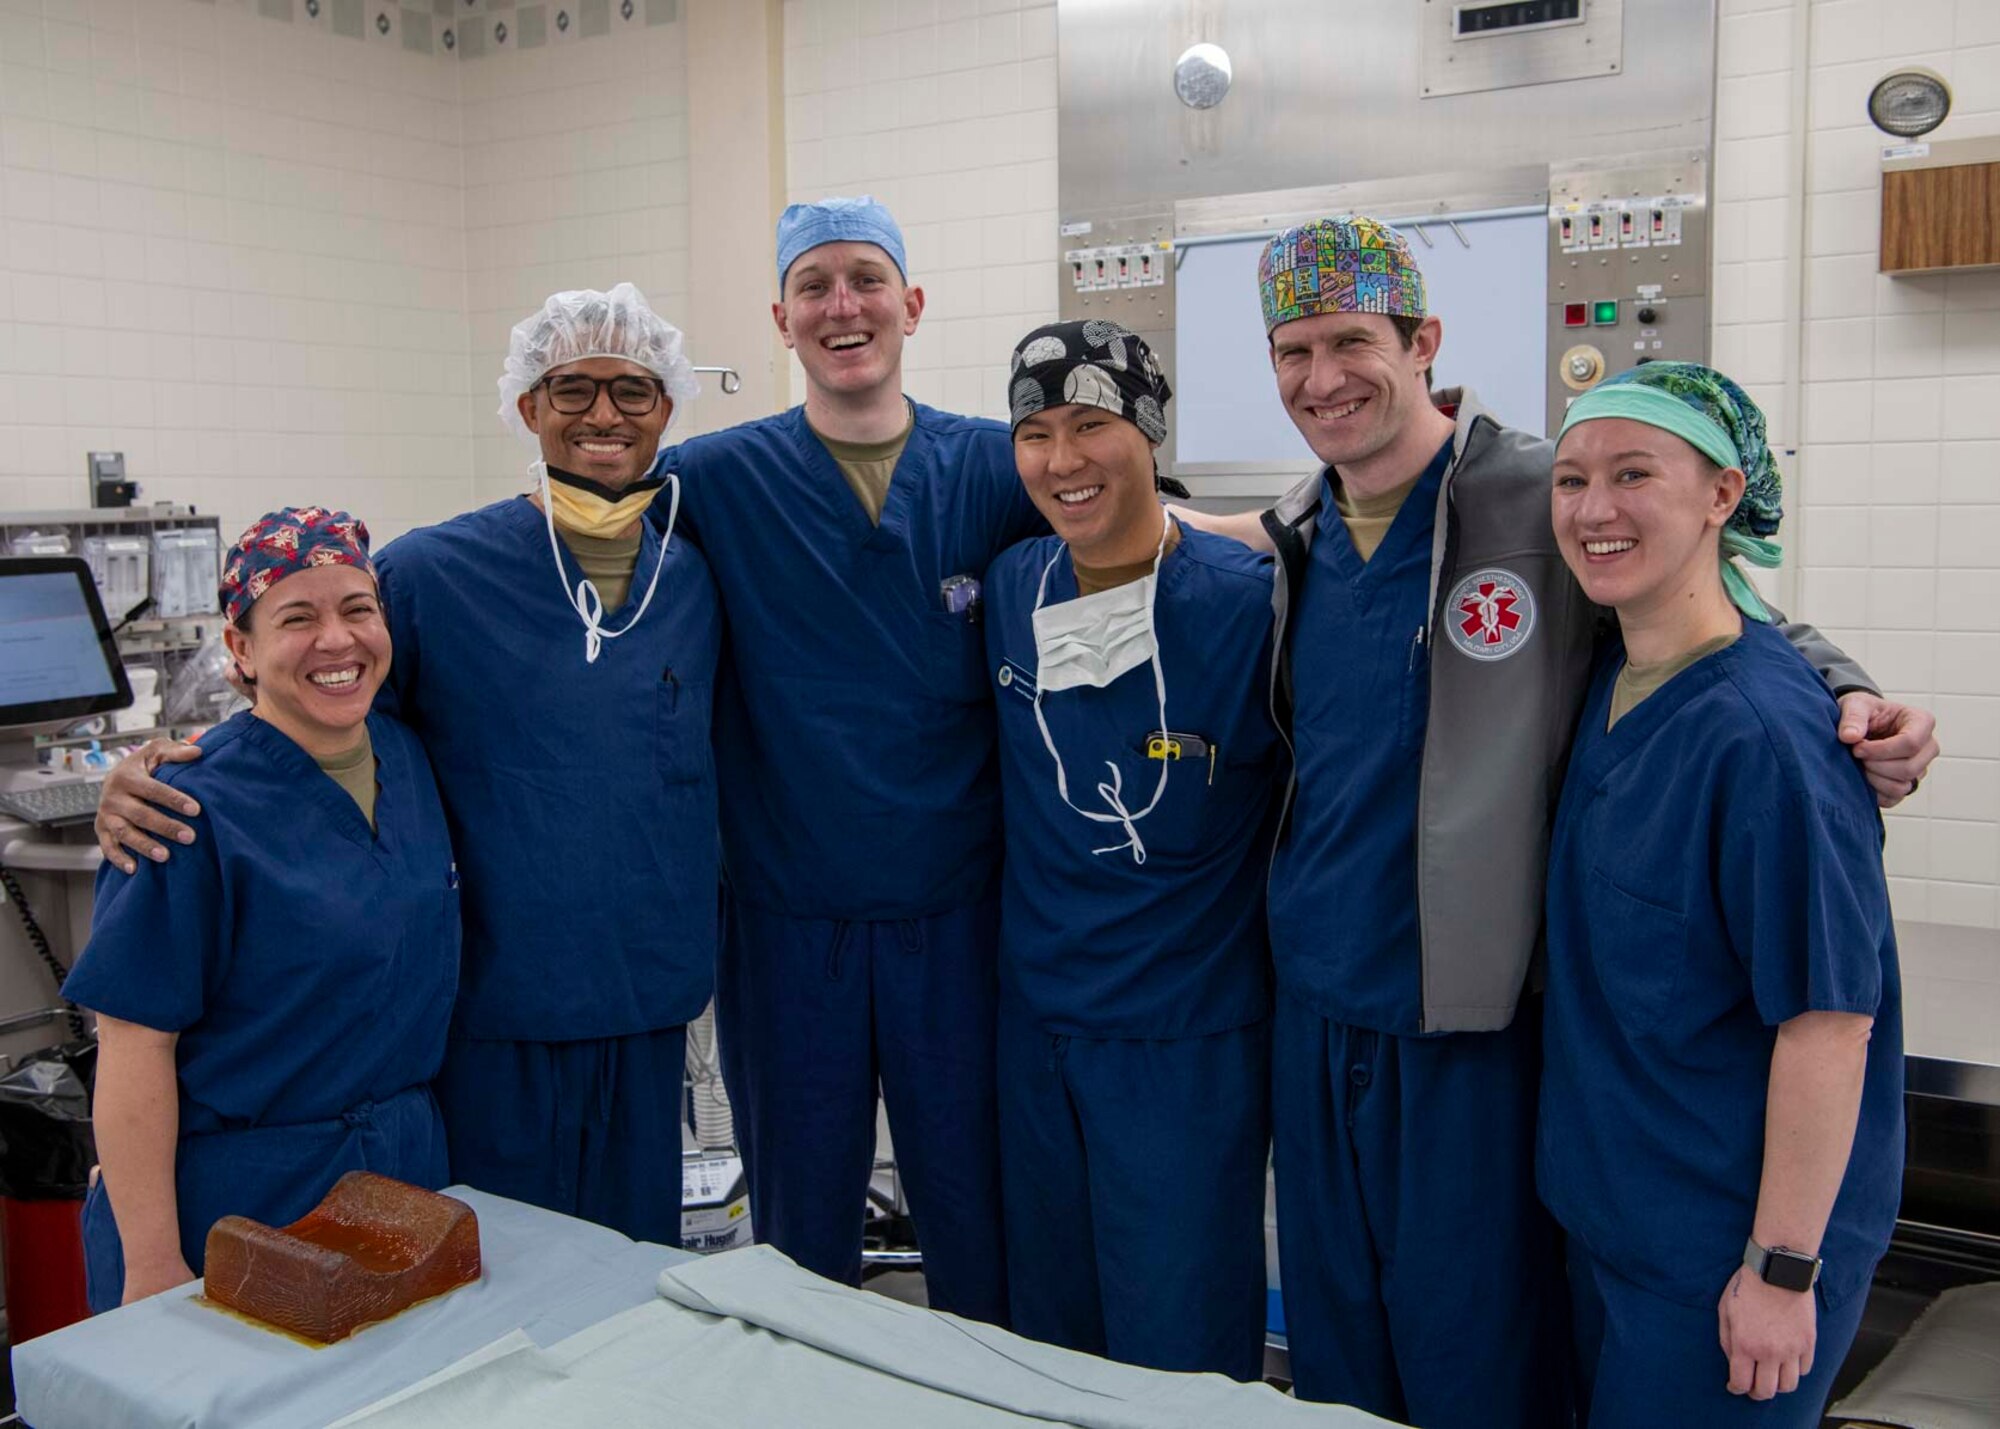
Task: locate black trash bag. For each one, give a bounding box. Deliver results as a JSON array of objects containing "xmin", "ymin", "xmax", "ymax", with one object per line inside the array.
[{"xmin": 0, "ymin": 1040, "xmax": 97, "ymax": 1201}]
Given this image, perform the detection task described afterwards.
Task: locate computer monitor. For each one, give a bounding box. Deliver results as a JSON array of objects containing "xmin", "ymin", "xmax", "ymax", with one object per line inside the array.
[{"xmin": 0, "ymin": 556, "xmax": 133, "ymax": 734}]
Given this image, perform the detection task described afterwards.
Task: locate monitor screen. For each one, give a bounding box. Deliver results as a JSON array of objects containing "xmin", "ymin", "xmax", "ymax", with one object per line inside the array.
[{"xmin": 0, "ymin": 556, "xmax": 133, "ymax": 730}]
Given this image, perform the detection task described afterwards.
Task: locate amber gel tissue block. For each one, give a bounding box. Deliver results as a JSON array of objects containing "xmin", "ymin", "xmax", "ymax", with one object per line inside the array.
[{"xmin": 202, "ymin": 1171, "xmax": 482, "ymax": 1344}]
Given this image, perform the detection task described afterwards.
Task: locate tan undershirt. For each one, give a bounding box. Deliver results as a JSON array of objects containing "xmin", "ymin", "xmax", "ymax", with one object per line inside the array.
[
  {"xmin": 1073, "ymin": 520, "xmax": 1183, "ymax": 597},
  {"xmin": 1607, "ymin": 631, "xmax": 1740, "ymax": 731},
  {"xmin": 316, "ymin": 727, "xmax": 377, "ymax": 831},
  {"xmin": 558, "ymin": 526, "xmax": 643, "ymax": 612},
  {"xmin": 1332, "ymin": 472, "xmax": 1421, "ymax": 563},
  {"xmin": 813, "ymin": 404, "xmax": 915, "ymax": 525}
]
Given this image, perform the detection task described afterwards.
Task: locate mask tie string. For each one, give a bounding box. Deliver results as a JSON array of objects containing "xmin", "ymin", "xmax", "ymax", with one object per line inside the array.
[
  {"xmin": 1028, "ymin": 509, "xmax": 1174, "ymax": 865},
  {"xmin": 533, "ymin": 458, "xmax": 680, "ymax": 664}
]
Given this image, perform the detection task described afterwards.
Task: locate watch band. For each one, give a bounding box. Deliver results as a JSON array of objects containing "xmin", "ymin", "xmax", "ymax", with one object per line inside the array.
[{"xmin": 1743, "ymin": 1236, "xmax": 1821, "ymax": 1293}]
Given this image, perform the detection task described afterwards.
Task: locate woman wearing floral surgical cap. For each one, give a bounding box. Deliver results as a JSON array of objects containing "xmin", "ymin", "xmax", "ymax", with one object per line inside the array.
[
  {"xmin": 64, "ymin": 507, "xmax": 460, "ymax": 1310},
  {"xmin": 1538, "ymin": 365, "xmax": 1903, "ymax": 1426}
]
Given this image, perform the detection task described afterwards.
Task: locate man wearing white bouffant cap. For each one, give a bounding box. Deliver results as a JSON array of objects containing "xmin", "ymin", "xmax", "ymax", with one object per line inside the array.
[{"xmin": 94, "ymin": 283, "xmax": 724, "ymax": 1246}]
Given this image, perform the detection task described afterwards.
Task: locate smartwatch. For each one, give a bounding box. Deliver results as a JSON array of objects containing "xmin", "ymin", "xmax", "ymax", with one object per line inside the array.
[{"xmin": 1743, "ymin": 1237, "xmax": 1821, "ymax": 1293}]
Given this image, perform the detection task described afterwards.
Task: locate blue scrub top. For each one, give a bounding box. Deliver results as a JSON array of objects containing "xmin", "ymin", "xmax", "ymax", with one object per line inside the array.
[
  {"xmin": 376, "ymin": 497, "xmax": 722, "ymax": 1042},
  {"xmin": 63, "ymin": 711, "xmax": 459, "ymax": 1248},
  {"xmin": 1267, "ymin": 438, "xmax": 1452, "ymax": 1035},
  {"xmin": 984, "ymin": 523, "xmax": 1282, "ymax": 1039},
  {"xmin": 1538, "ymin": 619, "xmax": 1903, "ymax": 1309},
  {"xmin": 656, "ymin": 403, "xmax": 1046, "ymax": 921}
]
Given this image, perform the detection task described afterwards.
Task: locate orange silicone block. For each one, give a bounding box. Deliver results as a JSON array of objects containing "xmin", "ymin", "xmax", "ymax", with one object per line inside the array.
[{"xmin": 202, "ymin": 1171, "xmax": 481, "ymax": 1344}]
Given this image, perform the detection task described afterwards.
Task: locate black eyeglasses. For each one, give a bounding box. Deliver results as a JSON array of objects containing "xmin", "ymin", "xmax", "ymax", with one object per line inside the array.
[{"xmin": 540, "ymin": 374, "xmax": 666, "ymax": 416}]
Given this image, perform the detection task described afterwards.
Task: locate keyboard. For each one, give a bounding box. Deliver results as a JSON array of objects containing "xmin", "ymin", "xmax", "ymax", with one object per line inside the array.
[{"xmin": 0, "ymin": 781, "xmax": 103, "ymax": 828}]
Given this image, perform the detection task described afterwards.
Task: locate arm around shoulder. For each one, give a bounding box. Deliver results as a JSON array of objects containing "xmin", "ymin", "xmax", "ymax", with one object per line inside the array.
[
  {"xmin": 1166, "ymin": 505, "xmax": 1277, "ymax": 554},
  {"xmin": 94, "ymin": 739, "xmax": 206, "ymax": 875},
  {"xmin": 1768, "ymin": 609, "xmax": 1938, "ymax": 807}
]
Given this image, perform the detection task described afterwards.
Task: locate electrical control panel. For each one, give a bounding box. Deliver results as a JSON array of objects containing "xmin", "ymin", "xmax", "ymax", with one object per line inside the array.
[
  {"xmin": 1545, "ymin": 153, "xmax": 1709, "ymax": 434},
  {"xmin": 1066, "ymin": 241, "xmax": 1172, "ymax": 293}
]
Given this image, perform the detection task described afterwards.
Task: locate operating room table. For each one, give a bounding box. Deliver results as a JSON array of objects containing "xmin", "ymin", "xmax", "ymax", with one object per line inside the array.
[{"xmin": 13, "ymin": 1188, "xmax": 1397, "ymax": 1428}]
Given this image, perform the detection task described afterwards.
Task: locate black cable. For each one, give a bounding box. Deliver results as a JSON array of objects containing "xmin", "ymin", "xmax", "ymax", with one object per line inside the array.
[
  {"xmin": 110, "ymin": 596, "xmax": 154, "ymax": 636},
  {"xmin": 0, "ymin": 863, "xmax": 88, "ymax": 1042}
]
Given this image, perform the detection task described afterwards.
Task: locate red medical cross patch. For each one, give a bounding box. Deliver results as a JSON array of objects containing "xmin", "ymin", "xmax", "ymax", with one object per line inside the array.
[
  {"xmin": 1457, "ymin": 581, "xmax": 1522, "ymax": 646},
  {"xmin": 1444, "ymin": 567, "xmax": 1537, "ymax": 662}
]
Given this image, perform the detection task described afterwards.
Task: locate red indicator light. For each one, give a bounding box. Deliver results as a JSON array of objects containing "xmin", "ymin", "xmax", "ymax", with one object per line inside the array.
[{"xmin": 1564, "ymin": 303, "xmax": 1588, "ymax": 327}]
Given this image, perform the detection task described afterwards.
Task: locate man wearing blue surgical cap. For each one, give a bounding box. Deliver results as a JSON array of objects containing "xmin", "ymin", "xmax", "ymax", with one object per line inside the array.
[{"xmin": 645, "ymin": 196, "xmax": 1045, "ymax": 1320}]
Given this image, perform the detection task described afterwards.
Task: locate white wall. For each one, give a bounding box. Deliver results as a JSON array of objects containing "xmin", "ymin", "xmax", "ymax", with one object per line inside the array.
[
  {"xmin": 460, "ymin": 14, "xmax": 693, "ymax": 508},
  {"xmin": 0, "ymin": 0, "xmax": 469, "ymax": 546},
  {"xmin": 1712, "ymin": 0, "xmax": 2000, "ymax": 1061},
  {"xmin": 781, "ymin": 0, "xmax": 1058, "ymax": 420}
]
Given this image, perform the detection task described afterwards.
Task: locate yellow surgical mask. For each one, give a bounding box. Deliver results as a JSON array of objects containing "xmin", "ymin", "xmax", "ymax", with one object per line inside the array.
[
  {"xmin": 532, "ymin": 460, "xmax": 682, "ymax": 663},
  {"xmin": 541, "ymin": 464, "xmax": 665, "ymax": 539}
]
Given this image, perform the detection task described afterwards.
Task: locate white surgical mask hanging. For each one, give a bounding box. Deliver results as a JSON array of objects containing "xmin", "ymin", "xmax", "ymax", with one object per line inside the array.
[
  {"xmin": 1029, "ymin": 509, "xmax": 1172, "ymax": 864},
  {"xmin": 533, "ymin": 458, "xmax": 680, "ymax": 664}
]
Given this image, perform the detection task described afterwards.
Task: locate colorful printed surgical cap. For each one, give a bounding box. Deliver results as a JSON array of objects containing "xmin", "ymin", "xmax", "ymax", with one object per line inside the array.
[
  {"xmin": 1008, "ymin": 319, "xmax": 1189, "ymax": 497},
  {"xmin": 1558, "ymin": 361, "xmax": 1784, "ymax": 620},
  {"xmin": 220, "ymin": 507, "xmax": 374, "ymax": 625},
  {"xmin": 1257, "ymin": 215, "xmax": 1427, "ymax": 335}
]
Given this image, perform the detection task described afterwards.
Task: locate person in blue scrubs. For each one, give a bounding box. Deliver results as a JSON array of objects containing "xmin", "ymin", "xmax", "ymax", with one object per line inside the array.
[
  {"xmin": 1176, "ymin": 216, "xmax": 1933, "ymax": 1427},
  {"xmin": 92, "ymin": 285, "xmax": 722, "ymax": 1247},
  {"xmin": 66, "ymin": 508, "xmax": 458, "ymax": 1310},
  {"xmin": 655, "ymin": 198, "xmax": 1041, "ymax": 1318},
  {"xmin": 1540, "ymin": 364, "xmax": 1902, "ymax": 1426},
  {"xmin": 986, "ymin": 321, "xmax": 1280, "ymax": 1378}
]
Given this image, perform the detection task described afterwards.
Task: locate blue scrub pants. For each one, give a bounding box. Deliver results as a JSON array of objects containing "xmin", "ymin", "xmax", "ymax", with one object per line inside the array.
[
  {"xmin": 1270, "ymin": 998, "xmax": 1569, "ymax": 1427},
  {"xmin": 715, "ymin": 893, "xmax": 1007, "ymax": 1324},
  {"xmin": 1568, "ymin": 1241, "xmax": 1871, "ymax": 1427},
  {"xmin": 433, "ymin": 1026, "xmax": 687, "ymax": 1247},
  {"xmin": 82, "ymin": 1083, "xmax": 447, "ymax": 1313},
  {"xmin": 998, "ymin": 1005, "xmax": 1270, "ymax": 1380}
]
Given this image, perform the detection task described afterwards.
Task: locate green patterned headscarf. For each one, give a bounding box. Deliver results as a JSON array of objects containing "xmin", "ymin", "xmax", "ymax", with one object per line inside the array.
[{"xmin": 1557, "ymin": 362, "xmax": 1783, "ymax": 621}]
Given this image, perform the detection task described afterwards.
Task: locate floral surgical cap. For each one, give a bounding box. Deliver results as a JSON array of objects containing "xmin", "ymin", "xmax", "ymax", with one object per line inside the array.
[{"xmin": 220, "ymin": 506, "xmax": 373, "ymax": 625}]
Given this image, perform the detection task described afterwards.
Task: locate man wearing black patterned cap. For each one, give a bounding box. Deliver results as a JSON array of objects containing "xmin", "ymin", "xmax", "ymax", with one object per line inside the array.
[{"xmin": 980, "ymin": 318, "xmax": 1284, "ymax": 1379}]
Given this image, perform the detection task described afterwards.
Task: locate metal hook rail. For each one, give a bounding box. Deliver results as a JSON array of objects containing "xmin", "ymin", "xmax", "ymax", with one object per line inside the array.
[{"xmin": 692, "ymin": 365, "xmax": 742, "ymax": 395}]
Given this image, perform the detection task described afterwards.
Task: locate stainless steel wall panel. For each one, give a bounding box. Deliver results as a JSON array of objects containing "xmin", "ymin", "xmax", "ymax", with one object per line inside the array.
[{"xmin": 1057, "ymin": 0, "xmax": 1714, "ymax": 220}]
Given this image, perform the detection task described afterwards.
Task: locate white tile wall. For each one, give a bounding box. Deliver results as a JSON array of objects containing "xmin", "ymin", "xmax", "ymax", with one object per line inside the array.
[
  {"xmin": 0, "ymin": 0, "xmax": 471, "ymax": 545},
  {"xmin": 780, "ymin": 0, "xmax": 1059, "ymax": 421},
  {"xmin": 458, "ymin": 17, "xmax": 692, "ymax": 508},
  {"xmin": 1714, "ymin": 0, "xmax": 2000, "ymax": 1055}
]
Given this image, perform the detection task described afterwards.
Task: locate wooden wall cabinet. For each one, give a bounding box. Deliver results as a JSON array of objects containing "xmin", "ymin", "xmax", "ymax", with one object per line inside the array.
[{"xmin": 1882, "ymin": 136, "xmax": 2000, "ymax": 274}]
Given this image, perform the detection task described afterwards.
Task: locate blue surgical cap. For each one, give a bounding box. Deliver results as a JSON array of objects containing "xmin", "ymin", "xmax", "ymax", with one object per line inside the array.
[{"xmin": 775, "ymin": 195, "xmax": 908, "ymax": 290}]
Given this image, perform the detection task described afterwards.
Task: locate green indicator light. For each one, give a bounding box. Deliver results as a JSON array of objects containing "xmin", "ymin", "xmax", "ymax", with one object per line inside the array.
[{"xmin": 1592, "ymin": 300, "xmax": 1619, "ymax": 325}]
